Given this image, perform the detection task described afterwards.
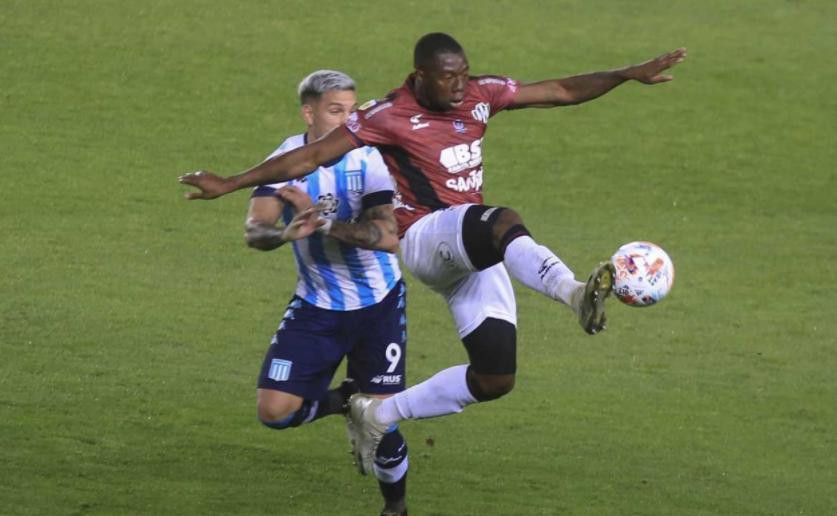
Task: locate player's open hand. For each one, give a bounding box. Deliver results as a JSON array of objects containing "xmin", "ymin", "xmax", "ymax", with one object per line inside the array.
[
  {"xmin": 281, "ymin": 207, "xmax": 325, "ymax": 241},
  {"xmin": 178, "ymin": 170, "xmax": 232, "ymax": 200},
  {"xmin": 626, "ymin": 48, "xmax": 687, "ymax": 84},
  {"xmin": 276, "ymin": 185, "xmax": 313, "ymax": 212}
]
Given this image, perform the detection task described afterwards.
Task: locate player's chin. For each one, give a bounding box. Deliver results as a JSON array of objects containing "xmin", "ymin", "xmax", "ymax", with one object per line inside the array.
[{"xmin": 437, "ymin": 99, "xmax": 463, "ymax": 111}]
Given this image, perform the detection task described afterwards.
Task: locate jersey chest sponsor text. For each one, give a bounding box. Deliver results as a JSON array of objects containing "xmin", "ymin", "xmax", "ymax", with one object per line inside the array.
[
  {"xmin": 439, "ymin": 138, "xmax": 482, "ymax": 173},
  {"xmin": 438, "ymin": 138, "xmax": 483, "ymax": 193}
]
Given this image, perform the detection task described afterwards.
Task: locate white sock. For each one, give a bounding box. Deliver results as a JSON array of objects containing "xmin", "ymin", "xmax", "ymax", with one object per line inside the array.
[
  {"xmin": 375, "ymin": 364, "xmax": 477, "ymax": 424},
  {"xmin": 503, "ymin": 236, "xmax": 582, "ymax": 307}
]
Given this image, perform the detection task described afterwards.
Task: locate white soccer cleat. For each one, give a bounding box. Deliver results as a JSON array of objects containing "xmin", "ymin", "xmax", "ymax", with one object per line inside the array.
[{"xmin": 348, "ymin": 394, "xmax": 389, "ymax": 476}]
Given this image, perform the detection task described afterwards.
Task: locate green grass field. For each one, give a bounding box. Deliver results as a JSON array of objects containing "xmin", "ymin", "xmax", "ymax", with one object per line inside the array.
[{"xmin": 2, "ymin": 1, "xmax": 836, "ymax": 514}]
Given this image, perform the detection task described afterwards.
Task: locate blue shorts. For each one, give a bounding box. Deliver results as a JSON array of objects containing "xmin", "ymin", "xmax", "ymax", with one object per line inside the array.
[{"xmin": 257, "ymin": 281, "xmax": 407, "ymax": 399}]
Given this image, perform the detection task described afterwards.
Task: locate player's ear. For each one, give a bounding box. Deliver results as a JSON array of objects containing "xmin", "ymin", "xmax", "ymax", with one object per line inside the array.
[{"xmin": 300, "ymin": 104, "xmax": 314, "ymax": 126}]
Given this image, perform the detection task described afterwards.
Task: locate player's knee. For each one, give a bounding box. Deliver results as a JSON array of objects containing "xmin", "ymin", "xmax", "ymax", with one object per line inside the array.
[
  {"xmin": 258, "ymin": 403, "xmax": 292, "ymax": 423},
  {"xmin": 463, "ymin": 318, "xmax": 517, "ymax": 401},
  {"xmin": 491, "ymin": 208, "xmax": 532, "ymax": 257},
  {"xmin": 257, "ymin": 390, "xmax": 301, "ymax": 428},
  {"xmin": 468, "ymin": 372, "xmax": 516, "ymax": 401},
  {"xmin": 492, "ymin": 207, "xmax": 524, "ymax": 236},
  {"xmin": 463, "ymin": 318, "xmax": 517, "ymax": 371}
]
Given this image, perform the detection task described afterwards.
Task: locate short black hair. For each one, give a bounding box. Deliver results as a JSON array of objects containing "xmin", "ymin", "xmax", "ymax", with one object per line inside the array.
[{"xmin": 413, "ymin": 32, "xmax": 464, "ymax": 70}]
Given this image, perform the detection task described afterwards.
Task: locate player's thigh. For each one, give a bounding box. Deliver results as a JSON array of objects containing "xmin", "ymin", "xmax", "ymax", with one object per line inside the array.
[
  {"xmin": 347, "ymin": 281, "xmax": 408, "ymax": 395},
  {"xmin": 257, "ymin": 298, "xmax": 346, "ymax": 402},
  {"xmin": 400, "ymin": 205, "xmax": 477, "ymax": 292},
  {"xmin": 447, "ymin": 263, "xmax": 517, "ymax": 339}
]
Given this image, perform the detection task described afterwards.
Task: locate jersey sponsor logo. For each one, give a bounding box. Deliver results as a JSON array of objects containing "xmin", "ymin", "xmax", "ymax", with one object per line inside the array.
[
  {"xmin": 471, "ymin": 102, "xmax": 490, "ymax": 124},
  {"xmin": 439, "ymin": 138, "xmax": 482, "ymax": 173},
  {"xmin": 364, "ymin": 101, "xmax": 393, "ymax": 119},
  {"xmin": 370, "ymin": 374, "xmax": 402, "ymax": 385},
  {"xmin": 345, "ymin": 170, "xmax": 363, "ymax": 192},
  {"xmin": 453, "ymin": 119, "xmax": 467, "ymax": 133},
  {"xmin": 318, "ymin": 193, "xmax": 340, "ymax": 216},
  {"xmin": 445, "ymin": 167, "xmax": 483, "ymax": 193},
  {"xmin": 410, "ymin": 114, "xmax": 430, "ymax": 130},
  {"xmin": 347, "ymin": 112, "xmax": 361, "ymax": 133},
  {"xmin": 268, "ymin": 359, "xmax": 292, "ymax": 382}
]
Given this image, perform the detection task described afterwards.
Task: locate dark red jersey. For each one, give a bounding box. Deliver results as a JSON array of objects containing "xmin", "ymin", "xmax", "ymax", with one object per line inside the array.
[{"xmin": 340, "ymin": 74, "xmax": 519, "ymax": 236}]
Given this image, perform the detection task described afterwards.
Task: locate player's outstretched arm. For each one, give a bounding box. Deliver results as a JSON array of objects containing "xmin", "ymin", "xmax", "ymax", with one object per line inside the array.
[
  {"xmin": 510, "ymin": 48, "xmax": 687, "ymax": 108},
  {"xmin": 180, "ymin": 128, "xmax": 357, "ymax": 200},
  {"xmin": 325, "ymin": 204, "xmax": 399, "ymax": 254}
]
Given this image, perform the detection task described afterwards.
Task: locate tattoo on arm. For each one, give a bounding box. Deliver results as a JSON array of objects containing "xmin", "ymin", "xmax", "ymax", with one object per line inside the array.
[
  {"xmin": 327, "ymin": 205, "xmax": 397, "ymax": 250},
  {"xmin": 245, "ymin": 220, "xmax": 287, "ymax": 251}
]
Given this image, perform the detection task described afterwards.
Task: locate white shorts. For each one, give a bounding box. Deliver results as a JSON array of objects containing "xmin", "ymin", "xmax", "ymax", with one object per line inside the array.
[{"xmin": 400, "ymin": 205, "xmax": 517, "ymax": 338}]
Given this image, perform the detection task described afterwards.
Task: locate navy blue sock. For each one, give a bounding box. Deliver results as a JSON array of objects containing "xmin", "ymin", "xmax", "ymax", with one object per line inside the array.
[{"xmin": 373, "ymin": 428, "xmax": 408, "ymax": 505}]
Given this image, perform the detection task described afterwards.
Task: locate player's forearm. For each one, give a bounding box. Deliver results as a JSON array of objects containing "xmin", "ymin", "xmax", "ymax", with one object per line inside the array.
[
  {"xmin": 551, "ymin": 69, "xmax": 632, "ymax": 105},
  {"xmin": 326, "ymin": 220, "xmax": 399, "ymax": 253},
  {"xmin": 245, "ymin": 220, "xmax": 287, "ymax": 251},
  {"xmin": 228, "ymin": 148, "xmax": 318, "ymax": 191}
]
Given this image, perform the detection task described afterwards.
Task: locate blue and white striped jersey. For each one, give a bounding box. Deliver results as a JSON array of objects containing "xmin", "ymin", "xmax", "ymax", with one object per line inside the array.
[{"xmin": 253, "ymin": 133, "xmax": 402, "ymax": 311}]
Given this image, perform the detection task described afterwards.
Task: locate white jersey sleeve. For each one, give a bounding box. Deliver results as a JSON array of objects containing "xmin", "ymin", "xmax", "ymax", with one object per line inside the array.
[{"xmin": 360, "ymin": 147, "xmax": 395, "ymax": 206}]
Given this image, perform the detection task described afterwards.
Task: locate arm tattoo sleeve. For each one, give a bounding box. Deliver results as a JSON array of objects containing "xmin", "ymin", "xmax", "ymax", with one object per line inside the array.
[{"xmin": 327, "ymin": 205, "xmax": 395, "ymax": 250}]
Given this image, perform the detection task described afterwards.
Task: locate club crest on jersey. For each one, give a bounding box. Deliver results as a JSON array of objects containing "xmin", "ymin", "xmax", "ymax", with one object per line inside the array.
[
  {"xmin": 453, "ymin": 120, "xmax": 467, "ymax": 133},
  {"xmin": 471, "ymin": 102, "xmax": 490, "ymax": 124},
  {"xmin": 345, "ymin": 170, "xmax": 363, "ymax": 192}
]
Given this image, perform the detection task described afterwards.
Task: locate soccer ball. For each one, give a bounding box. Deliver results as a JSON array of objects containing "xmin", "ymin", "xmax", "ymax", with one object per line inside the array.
[{"xmin": 611, "ymin": 241, "xmax": 675, "ymax": 307}]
